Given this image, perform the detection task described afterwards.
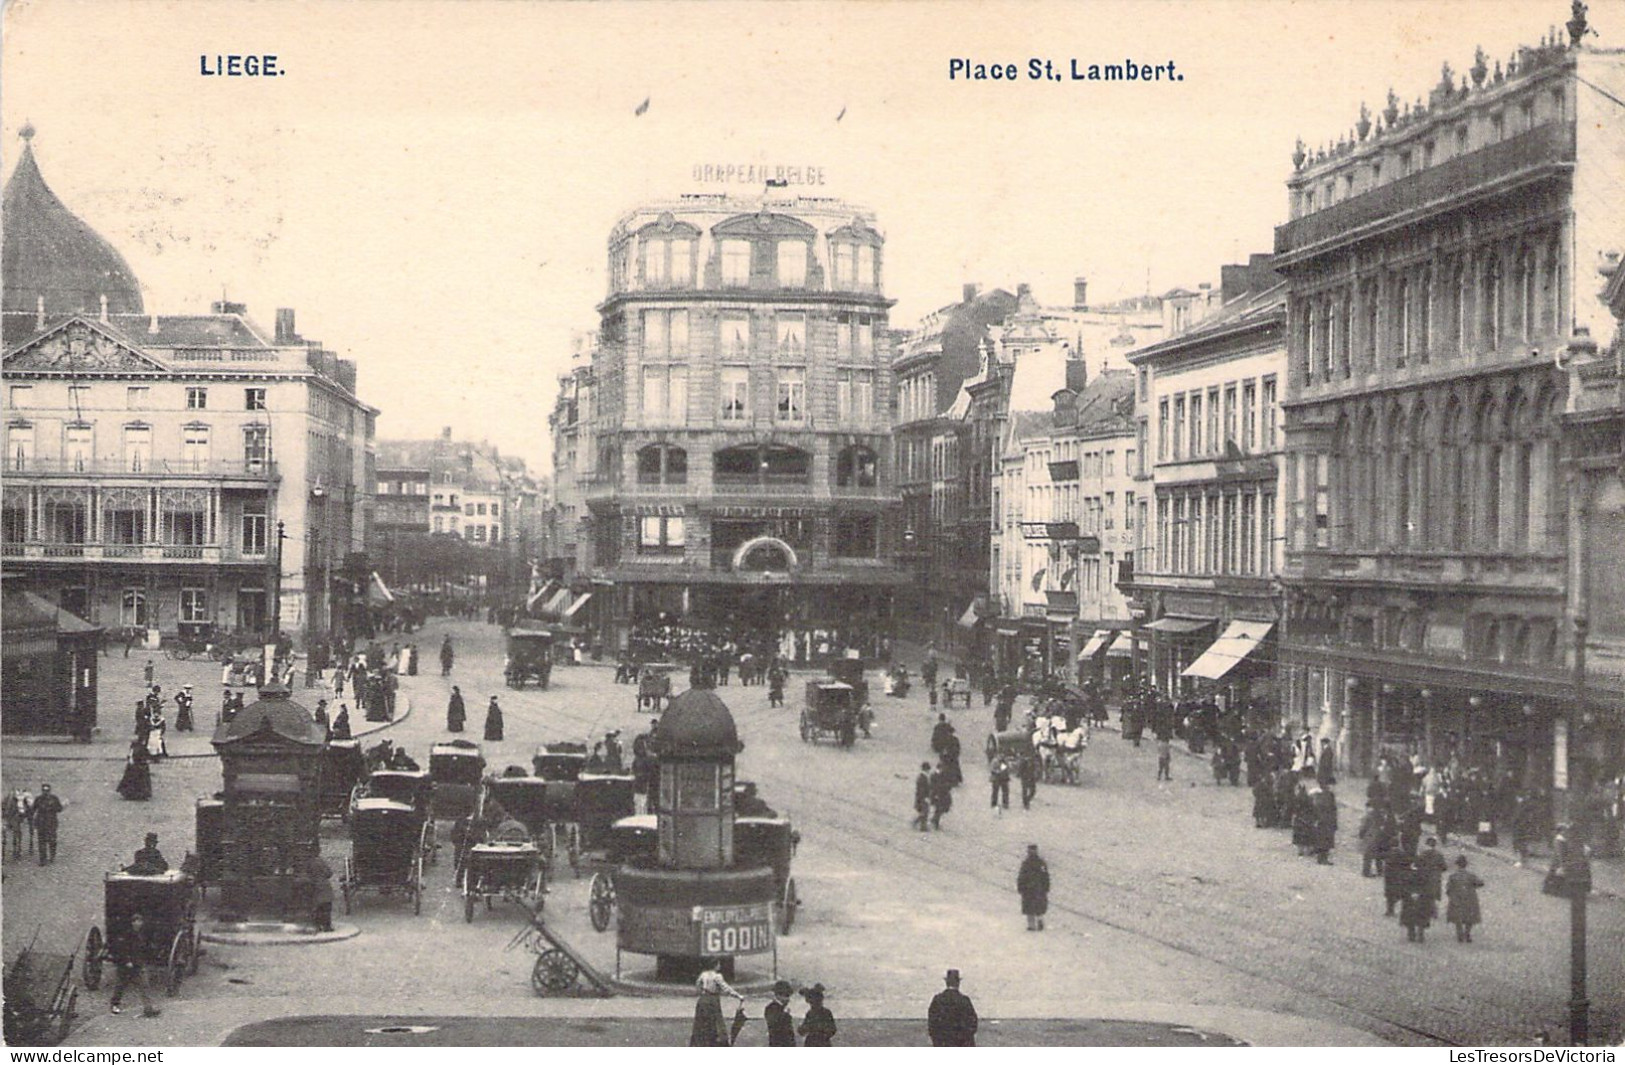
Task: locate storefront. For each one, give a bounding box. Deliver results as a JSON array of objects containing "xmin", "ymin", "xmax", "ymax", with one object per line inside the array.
[{"xmin": 1144, "ymin": 615, "xmax": 1215, "ymax": 696}]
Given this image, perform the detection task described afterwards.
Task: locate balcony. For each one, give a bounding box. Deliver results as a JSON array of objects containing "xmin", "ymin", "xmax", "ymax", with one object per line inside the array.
[
  {"xmin": 4, "ymin": 458, "xmax": 279, "ymax": 484},
  {"xmin": 1293, "ymin": 548, "xmax": 1565, "ymax": 590},
  {"xmin": 1275, "ymin": 123, "xmax": 1575, "ymax": 259},
  {"xmin": 0, "ymin": 542, "xmax": 256, "ymax": 565}
]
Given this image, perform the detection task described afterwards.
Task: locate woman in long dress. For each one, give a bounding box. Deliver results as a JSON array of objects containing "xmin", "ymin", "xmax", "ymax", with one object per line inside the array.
[
  {"xmin": 145, "ymin": 709, "xmax": 168, "ymax": 759},
  {"xmin": 447, "ymin": 687, "xmax": 466, "ymax": 733},
  {"xmin": 483, "ymin": 696, "xmax": 504, "ymax": 742},
  {"xmin": 117, "ymin": 740, "xmax": 152, "ymax": 801},
  {"xmin": 689, "ymin": 959, "xmax": 744, "ymax": 1046}
]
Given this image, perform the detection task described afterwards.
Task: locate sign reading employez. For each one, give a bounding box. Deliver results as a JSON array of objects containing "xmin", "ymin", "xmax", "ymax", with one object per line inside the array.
[
  {"xmin": 698, "ymin": 903, "xmax": 774, "ymax": 955},
  {"xmin": 692, "ymin": 163, "xmax": 827, "ymax": 186}
]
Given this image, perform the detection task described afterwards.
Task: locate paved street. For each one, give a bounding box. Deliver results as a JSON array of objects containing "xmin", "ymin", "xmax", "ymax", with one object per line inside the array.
[{"xmin": 4, "ymin": 619, "xmax": 1621, "ymax": 1047}]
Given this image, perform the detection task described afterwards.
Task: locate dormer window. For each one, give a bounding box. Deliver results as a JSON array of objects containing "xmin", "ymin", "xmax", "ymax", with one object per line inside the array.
[{"xmin": 1305, "ymin": 189, "xmax": 1316, "ymax": 211}]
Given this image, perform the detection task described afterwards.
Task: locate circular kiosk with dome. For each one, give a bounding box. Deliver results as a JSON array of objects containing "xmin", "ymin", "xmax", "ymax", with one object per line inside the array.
[{"xmin": 608, "ymin": 688, "xmax": 789, "ymax": 983}]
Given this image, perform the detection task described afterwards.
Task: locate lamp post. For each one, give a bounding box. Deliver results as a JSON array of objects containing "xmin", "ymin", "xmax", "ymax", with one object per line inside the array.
[
  {"xmin": 268, "ymin": 520, "xmax": 286, "ymax": 637},
  {"xmin": 1568, "ymin": 615, "xmax": 1590, "ymax": 1046}
]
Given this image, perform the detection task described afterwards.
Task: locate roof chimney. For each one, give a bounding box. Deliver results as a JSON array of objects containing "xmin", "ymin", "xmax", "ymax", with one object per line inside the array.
[
  {"xmin": 274, "ymin": 308, "xmax": 296, "ymax": 344},
  {"xmin": 1073, "ymin": 277, "xmax": 1089, "ymax": 311},
  {"xmin": 962, "ymin": 283, "xmax": 979, "ymax": 304}
]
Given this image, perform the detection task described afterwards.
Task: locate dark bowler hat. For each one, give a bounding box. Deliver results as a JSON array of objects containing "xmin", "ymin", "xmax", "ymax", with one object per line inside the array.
[{"xmin": 944, "ymin": 969, "xmax": 961, "ymax": 985}]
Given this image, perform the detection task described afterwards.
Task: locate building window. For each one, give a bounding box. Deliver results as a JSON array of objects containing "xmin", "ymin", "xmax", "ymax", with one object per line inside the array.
[
  {"xmin": 433, "ymin": 516, "xmax": 443, "ymax": 533},
  {"xmin": 1261, "ymin": 491, "xmax": 1276, "ymax": 576},
  {"xmin": 245, "ymin": 388, "xmax": 267, "ymax": 411},
  {"xmin": 718, "ymin": 313, "xmax": 751, "ymax": 359},
  {"xmin": 8, "ymin": 385, "xmax": 32, "ymax": 408},
  {"xmin": 1262, "ymin": 377, "xmax": 1277, "ymax": 448},
  {"xmin": 721, "ymin": 239, "xmax": 752, "ymax": 286},
  {"xmin": 1481, "ymin": 254, "xmax": 1501, "ymax": 350},
  {"xmin": 1172, "ymin": 395, "xmax": 1185, "ymax": 459},
  {"xmin": 491, "ymin": 502, "xmax": 500, "ymax": 517},
  {"xmin": 464, "ymin": 502, "xmax": 476, "ymax": 516},
  {"xmin": 1241, "ymin": 382, "xmax": 1257, "ymax": 452},
  {"xmin": 241, "ymin": 498, "xmax": 267, "ymax": 557},
  {"xmin": 859, "ymin": 245, "xmax": 877, "ymax": 290},
  {"xmin": 1125, "ymin": 491, "xmax": 1135, "ymax": 529},
  {"xmin": 637, "ymin": 444, "xmax": 688, "ymax": 485},
  {"xmin": 720, "ymin": 367, "xmax": 750, "ymax": 422},
  {"xmin": 123, "ymin": 424, "xmax": 152, "ymax": 472},
  {"xmin": 179, "ymin": 587, "xmax": 208, "ymax": 624},
  {"xmin": 243, "ymin": 425, "xmax": 269, "ymax": 471},
  {"xmin": 832, "ymin": 243, "xmax": 855, "ymax": 288},
  {"xmin": 833, "ymin": 516, "xmax": 878, "ymax": 558},
  {"xmin": 838, "ymin": 370, "xmax": 875, "ymax": 422},
  {"xmin": 715, "ymin": 444, "xmax": 810, "ymax": 485},
  {"xmin": 1137, "ymin": 369, "xmax": 1148, "ymax": 402},
  {"xmin": 776, "ymin": 368, "xmax": 805, "ymax": 422},
  {"xmin": 1136, "ymin": 422, "xmax": 1148, "ymax": 476},
  {"xmin": 175, "ymin": 424, "xmax": 208, "ymax": 470},
  {"xmin": 470, "ymin": 525, "xmax": 487, "ymax": 542},
  {"xmin": 1188, "ymin": 393, "xmax": 1203, "ymax": 455},
  {"xmin": 126, "ymin": 386, "xmax": 149, "ymax": 409},
  {"xmin": 61, "ymin": 424, "xmax": 91, "ymax": 472},
  {"xmin": 641, "ymin": 366, "xmax": 688, "ymax": 422},
  {"xmin": 777, "ymin": 241, "xmax": 807, "ymax": 287},
  {"xmin": 186, "ymin": 387, "xmax": 208, "ymax": 410},
  {"xmin": 836, "ymin": 446, "xmax": 878, "ymax": 487},
  {"xmin": 121, "ymin": 589, "xmax": 147, "ymax": 628},
  {"xmin": 638, "ymin": 515, "xmax": 685, "ymax": 555},
  {"xmin": 775, "ymin": 313, "xmax": 806, "ymax": 356},
  {"xmin": 1156, "ymin": 399, "xmax": 1168, "ymax": 461},
  {"xmin": 476, "ymin": 503, "xmax": 487, "ymax": 516},
  {"xmin": 643, "ymin": 309, "xmax": 690, "ymax": 358}
]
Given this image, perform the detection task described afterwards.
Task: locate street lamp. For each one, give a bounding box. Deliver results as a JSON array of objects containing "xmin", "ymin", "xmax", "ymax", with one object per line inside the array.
[{"xmin": 268, "ymin": 520, "xmax": 286, "ymax": 637}]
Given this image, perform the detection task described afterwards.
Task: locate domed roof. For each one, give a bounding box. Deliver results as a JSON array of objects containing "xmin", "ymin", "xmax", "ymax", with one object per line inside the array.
[
  {"xmin": 211, "ymin": 683, "xmax": 326, "ymax": 747},
  {"xmin": 653, "ymin": 689, "xmax": 742, "ymax": 758},
  {"xmin": 3, "ymin": 128, "xmax": 144, "ymax": 317}
]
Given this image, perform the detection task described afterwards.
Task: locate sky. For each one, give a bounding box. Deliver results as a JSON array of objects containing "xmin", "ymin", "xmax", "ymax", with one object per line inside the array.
[{"xmin": 1, "ymin": 0, "xmax": 1598, "ymax": 470}]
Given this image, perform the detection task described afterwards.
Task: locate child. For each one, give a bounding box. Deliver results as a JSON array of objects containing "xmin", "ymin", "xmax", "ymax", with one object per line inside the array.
[{"xmin": 1156, "ymin": 737, "xmax": 1172, "ymax": 782}]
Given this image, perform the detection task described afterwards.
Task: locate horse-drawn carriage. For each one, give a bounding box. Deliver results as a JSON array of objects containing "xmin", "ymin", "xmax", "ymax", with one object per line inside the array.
[
  {"xmin": 985, "ymin": 719, "xmax": 1085, "ymax": 786},
  {"xmin": 505, "ymin": 629, "xmax": 555, "ymax": 690},
  {"xmin": 341, "ymin": 798, "xmax": 431, "ymax": 915},
  {"xmin": 635, "ymin": 663, "xmax": 678, "ymax": 713},
  {"xmin": 82, "ymin": 871, "xmax": 200, "ymax": 996},
  {"xmin": 736, "ymin": 816, "xmax": 802, "ymax": 934},
  {"xmin": 4, "ymin": 935, "xmax": 78, "ymax": 1045},
  {"xmin": 801, "ymin": 681, "xmax": 861, "ymax": 747},
  {"xmin": 463, "ymin": 839, "xmax": 547, "ymax": 923},
  {"xmin": 585, "ymin": 814, "xmax": 659, "ymax": 932},
  {"xmin": 319, "ymin": 739, "xmax": 365, "ymax": 822},
  {"xmin": 430, "ymin": 741, "xmax": 485, "ymax": 821}
]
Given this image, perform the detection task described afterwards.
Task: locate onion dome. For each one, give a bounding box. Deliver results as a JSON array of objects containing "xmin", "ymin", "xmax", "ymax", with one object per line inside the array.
[
  {"xmin": 3, "ymin": 125, "xmax": 144, "ymax": 316},
  {"xmin": 652, "ymin": 689, "xmax": 743, "ymax": 758}
]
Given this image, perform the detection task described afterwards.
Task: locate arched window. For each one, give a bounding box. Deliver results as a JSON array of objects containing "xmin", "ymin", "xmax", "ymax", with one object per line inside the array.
[
  {"xmin": 1480, "ymin": 251, "xmax": 1501, "ymax": 351},
  {"xmin": 1386, "ymin": 402, "xmax": 1408, "ymax": 545},
  {"xmin": 1395, "ymin": 276, "xmax": 1412, "ymax": 366},
  {"xmin": 713, "ymin": 444, "xmax": 810, "ymax": 486},
  {"xmin": 1358, "ymin": 408, "xmax": 1381, "ymax": 546},
  {"xmin": 1517, "ymin": 246, "xmax": 1536, "ymax": 343},
  {"xmin": 1454, "ymin": 259, "xmax": 1470, "ymax": 356},
  {"xmin": 1473, "ymin": 393, "xmax": 1501, "ymax": 548},
  {"xmin": 1417, "ymin": 268, "xmax": 1432, "ymax": 363},
  {"xmin": 1407, "ymin": 402, "xmax": 1430, "ymax": 546},
  {"xmin": 637, "ymin": 444, "xmax": 688, "ymax": 486},
  {"xmin": 1502, "ymin": 389, "xmax": 1531, "ymax": 551},
  {"xmin": 836, "ymin": 445, "xmax": 878, "ymax": 488},
  {"xmin": 1439, "ymin": 398, "xmax": 1466, "ymax": 548},
  {"xmin": 1541, "ymin": 237, "xmax": 1562, "ymax": 337},
  {"xmin": 1331, "ymin": 415, "xmax": 1352, "ymax": 548}
]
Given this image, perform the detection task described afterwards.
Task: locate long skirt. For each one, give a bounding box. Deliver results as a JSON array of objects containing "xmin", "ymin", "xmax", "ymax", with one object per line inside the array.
[
  {"xmin": 484, "ymin": 712, "xmax": 504, "ymax": 742},
  {"xmin": 117, "ymin": 762, "xmax": 152, "ymax": 801},
  {"xmin": 690, "ymin": 993, "xmax": 728, "ymax": 1046}
]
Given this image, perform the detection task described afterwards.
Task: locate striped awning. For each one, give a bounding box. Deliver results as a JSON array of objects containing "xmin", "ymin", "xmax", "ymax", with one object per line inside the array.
[
  {"xmin": 1077, "ymin": 629, "xmax": 1112, "ymax": 660},
  {"xmin": 1183, "ymin": 620, "xmax": 1275, "ymax": 680}
]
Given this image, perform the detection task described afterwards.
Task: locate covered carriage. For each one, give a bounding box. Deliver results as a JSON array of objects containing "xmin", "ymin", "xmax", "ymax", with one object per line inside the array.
[
  {"xmin": 319, "ymin": 739, "xmax": 365, "ymax": 822},
  {"xmin": 341, "ymin": 798, "xmax": 429, "ymax": 915},
  {"xmin": 82, "ymin": 871, "xmax": 200, "ymax": 996},
  {"xmin": 504, "ymin": 628, "xmax": 555, "ymax": 690},
  {"xmin": 801, "ymin": 681, "xmax": 860, "ymax": 747},
  {"xmin": 429, "ymin": 740, "xmax": 485, "ymax": 821},
  {"xmin": 635, "ymin": 663, "xmax": 678, "ymax": 713}
]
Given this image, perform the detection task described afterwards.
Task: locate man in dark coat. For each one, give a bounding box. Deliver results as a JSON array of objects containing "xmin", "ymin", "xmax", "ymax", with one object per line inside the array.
[
  {"xmin": 930, "ymin": 715, "xmax": 953, "ymax": 756},
  {"xmin": 32, "ymin": 783, "xmax": 64, "ymax": 865},
  {"xmin": 913, "ymin": 763, "xmax": 932, "ymax": 832},
  {"xmin": 447, "ymin": 687, "xmax": 466, "ymax": 732},
  {"xmin": 994, "ymin": 685, "xmax": 1017, "ymax": 733},
  {"xmin": 440, "ymin": 636, "xmax": 455, "ymax": 677},
  {"xmin": 1017, "ymin": 751, "xmax": 1039, "ymax": 811},
  {"xmin": 1017, "ymin": 844, "xmax": 1050, "ymax": 931},
  {"xmin": 1415, "ymin": 837, "xmax": 1449, "ymax": 902},
  {"xmin": 1311, "ymin": 786, "xmax": 1338, "ymax": 864},
  {"xmin": 484, "ymin": 696, "xmax": 504, "ymax": 741},
  {"xmin": 930, "ymin": 765, "xmax": 952, "ymax": 830},
  {"xmin": 764, "ymin": 980, "xmax": 797, "ymax": 1046},
  {"xmin": 126, "ymin": 833, "xmax": 168, "ymax": 875},
  {"xmin": 927, "ymin": 969, "xmax": 978, "ymax": 1046}
]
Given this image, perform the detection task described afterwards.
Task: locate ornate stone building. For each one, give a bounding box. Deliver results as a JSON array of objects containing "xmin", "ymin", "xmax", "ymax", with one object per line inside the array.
[
  {"xmin": 1274, "ymin": 21, "xmax": 1624, "ymax": 803},
  {"xmin": 581, "ymin": 194, "xmax": 906, "ymax": 655}
]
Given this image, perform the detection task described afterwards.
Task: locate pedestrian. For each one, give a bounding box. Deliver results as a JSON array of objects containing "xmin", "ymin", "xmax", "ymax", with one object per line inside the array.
[
  {"xmin": 926, "ymin": 969, "xmax": 978, "ymax": 1046},
  {"xmin": 305, "ymin": 852, "xmax": 335, "ymax": 932},
  {"xmin": 331, "ymin": 705, "xmax": 352, "ymax": 740},
  {"xmin": 1383, "ymin": 854, "xmax": 1413, "ymax": 918},
  {"xmin": 4, "ymin": 787, "xmax": 33, "ymax": 859},
  {"xmin": 314, "ymin": 699, "xmax": 331, "ymax": 737},
  {"xmin": 1316, "ymin": 738, "xmax": 1337, "ymax": 786},
  {"xmin": 1415, "ymin": 837, "xmax": 1448, "ymax": 902},
  {"xmin": 1400, "ymin": 880, "xmax": 1435, "ymax": 943},
  {"xmin": 941, "ymin": 728, "xmax": 963, "ymax": 788},
  {"xmin": 930, "ymin": 765, "xmax": 952, "ymax": 830},
  {"xmin": 32, "ymin": 783, "xmax": 63, "ymax": 865},
  {"xmin": 118, "ymin": 740, "xmax": 154, "ymax": 802},
  {"xmin": 125, "ymin": 628, "xmax": 139, "ymax": 658},
  {"xmin": 440, "ymin": 635, "xmax": 454, "ymax": 677},
  {"xmin": 1445, "ymin": 855, "xmax": 1485, "ymax": 943},
  {"xmin": 1251, "ymin": 770, "xmax": 1275, "ymax": 828},
  {"xmin": 764, "ymin": 980, "xmax": 797, "ymax": 1046},
  {"xmin": 930, "ymin": 714, "xmax": 953, "ymax": 756},
  {"xmin": 1017, "ymin": 843, "xmax": 1050, "ymax": 931},
  {"xmin": 143, "ymin": 659, "xmax": 155, "ymax": 687},
  {"xmin": 1017, "ymin": 751, "xmax": 1039, "ymax": 810},
  {"xmin": 689, "ymin": 958, "xmax": 745, "ymax": 1046},
  {"xmin": 913, "ymin": 762, "xmax": 932, "ymax": 832},
  {"xmin": 447, "ymin": 686, "xmax": 466, "ymax": 733},
  {"xmin": 108, "ymin": 913, "xmax": 160, "ymax": 1017},
  {"xmin": 1156, "ymin": 736, "xmax": 1173, "ymax": 782},
  {"xmin": 994, "ymin": 685, "xmax": 1016, "ymax": 733},
  {"xmin": 797, "ymin": 983, "xmax": 836, "ymax": 1046},
  {"xmin": 1358, "ymin": 803, "xmax": 1387, "ymax": 877},
  {"xmin": 768, "ymin": 668, "xmax": 785, "ymax": 708},
  {"xmin": 174, "ymin": 685, "xmax": 195, "ymax": 732},
  {"xmin": 989, "ymin": 754, "xmax": 1011, "ymax": 811},
  {"xmin": 1311, "ymin": 784, "xmax": 1338, "ymax": 864},
  {"xmin": 484, "ymin": 696, "xmax": 504, "ymax": 742}
]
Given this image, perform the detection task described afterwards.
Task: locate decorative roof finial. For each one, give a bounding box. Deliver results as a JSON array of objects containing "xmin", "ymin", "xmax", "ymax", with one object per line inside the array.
[
  {"xmin": 1291, "ymin": 137, "xmax": 1306, "ymax": 170},
  {"xmin": 18, "ymin": 121, "xmax": 35, "ymax": 143},
  {"xmin": 1356, "ymin": 102, "xmax": 1372, "ymax": 140},
  {"xmin": 1471, "ymin": 46, "xmax": 1488, "ymax": 86},
  {"xmin": 1384, "ymin": 89, "xmax": 1401, "ymax": 127},
  {"xmin": 1493, "ymin": 59, "xmax": 1504, "ymax": 84},
  {"xmin": 1568, "ymin": 0, "xmax": 1589, "ymax": 46}
]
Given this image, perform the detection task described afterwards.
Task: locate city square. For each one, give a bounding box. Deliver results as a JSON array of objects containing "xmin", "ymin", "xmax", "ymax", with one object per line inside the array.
[{"xmin": 3, "ymin": 0, "xmax": 1624, "ymax": 1049}]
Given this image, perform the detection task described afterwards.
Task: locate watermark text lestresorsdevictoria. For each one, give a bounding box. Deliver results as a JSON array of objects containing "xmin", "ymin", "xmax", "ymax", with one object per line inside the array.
[{"xmin": 949, "ymin": 57, "xmax": 1181, "ymax": 82}]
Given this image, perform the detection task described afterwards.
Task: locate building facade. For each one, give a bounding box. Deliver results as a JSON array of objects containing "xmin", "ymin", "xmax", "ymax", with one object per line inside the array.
[
  {"xmin": 1274, "ymin": 24, "xmax": 1625, "ymax": 806},
  {"xmin": 2, "ymin": 129, "xmax": 375, "ymax": 641},
  {"xmin": 582, "ymin": 194, "xmax": 906, "ymax": 655},
  {"xmin": 1121, "ymin": 258, "xmax": 1287, "ymax": 713}
]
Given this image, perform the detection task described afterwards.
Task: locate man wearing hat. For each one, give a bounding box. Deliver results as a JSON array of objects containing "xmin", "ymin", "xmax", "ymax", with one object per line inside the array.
[
  {"xmin": 32, "ymin": 783, "xmax": 64, "ymax": 866},
  {"xmin": 798, "ymin": 983, "xmax": 836, "ymax": 1046},
  {"xmin": 1017, "ymin": 844, "xmax": 1050, "ymax": 931},
  {"xmin": 764, "ymin": 980, "xmax": 797, "ymax": 1046},
  {"xmin": 126, "ymin": 833, "xmax": 168, "ymax": 876},
  {"xmin": 927, "ymin": 969, "xmax": 978, "ymax": 1046}
]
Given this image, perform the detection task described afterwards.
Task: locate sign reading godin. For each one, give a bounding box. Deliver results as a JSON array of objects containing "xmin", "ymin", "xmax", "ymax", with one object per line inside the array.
[
  {"xmin": 693, "ymin": 163, "xmax": 827, "ymax": 186},
  {"xmin": 617, "ymin": 901, "xmax": 774, "ymax": 955}
]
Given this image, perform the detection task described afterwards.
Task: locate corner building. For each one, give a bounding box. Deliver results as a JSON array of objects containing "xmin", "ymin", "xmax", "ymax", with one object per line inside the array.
[
  {"xmin": 583, "ymin": 195, "xmax": 906, "ymax": 655},
  {"xmin": 1275, "ymin": 26, "xmax": 1625, "ymax": 808}
]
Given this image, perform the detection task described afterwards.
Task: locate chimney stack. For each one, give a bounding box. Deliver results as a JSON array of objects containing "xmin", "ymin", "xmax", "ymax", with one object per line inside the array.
[
  {"xmin": 275, "ymin": 308, "xmax": 297, "ymax": 344},
  {"xmin": 1017, "ymin": 282, "xmax": 1031, "ymax": 300},
  {"xmin": 1073, "ymin": 277, "xmax": 1089, "ymax": 311},
  {"xmin": 962, "ymin": 282, "xmax": 979, "ymax": 304}
]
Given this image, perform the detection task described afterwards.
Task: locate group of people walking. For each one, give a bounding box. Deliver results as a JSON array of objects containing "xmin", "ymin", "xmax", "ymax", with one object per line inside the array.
[
  {"xmin": 4, "ymin": 784, "xmax": 64, "ymax": 865},
  {"xmin": 691, "ymin": 964, "xmax": 983, "ymax": 1046}
]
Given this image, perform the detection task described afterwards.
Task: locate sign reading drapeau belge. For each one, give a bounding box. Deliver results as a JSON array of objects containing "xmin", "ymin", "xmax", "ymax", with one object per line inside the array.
[{"xmin": 692, "ymin": 163, "xmax": 827, "ymax": 186}]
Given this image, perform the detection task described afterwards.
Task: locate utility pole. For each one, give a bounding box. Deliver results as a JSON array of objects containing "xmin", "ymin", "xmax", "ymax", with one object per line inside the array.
[{"xmin": 269, "ymin": 520, "xmax": 286, "ymax": 637}]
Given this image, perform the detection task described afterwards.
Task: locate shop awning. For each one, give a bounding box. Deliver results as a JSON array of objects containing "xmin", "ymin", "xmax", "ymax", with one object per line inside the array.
[
  {"xmin": 526, "ymin": 579, "xmax": 562, "ymax": 612},
  {"xmin": 996, "ymin": 625, "xmax": 1022, "ymax": 637},
  {"xmin": 1077, "ymin": 629, "xmax": 1112, "ymax": 659},
  {"xmin": 1146, "ymin": 615, "xmax": 1215, "ymax": 635},
  {"xmin": 541, "ymin": 588, "xmax": 571, "ymax": 616},
  {"xmin": 956, "ymin": 602, "xmax": 980, "ymax": 629},
  {"xmin": 1182, "ymin": 620, "xmax": 1275, "ymax": 680},
  {"xmin": 562, "ymin": 592, "xmax": 593, "ymax": 619},
  {"xmin": 1105, "ymin": 631, "xmax": 1135, "ymax": 657},
  {"xmin": 369, "ymin": 572, "xmax": 396, "ymax": 605}
]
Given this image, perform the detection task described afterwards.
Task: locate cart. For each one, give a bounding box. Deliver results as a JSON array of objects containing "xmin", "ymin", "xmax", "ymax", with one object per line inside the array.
[
  {"xmin": 4, "ymin": 934, "xmax": 78, "ymax": 1045},
  {"xmin": 484, "ymin": 776, "xmax": 572, "ymax": 868},
  {"xmin": 532, "ymin": 743, "xmax": 588, "ymax": 783},
  {"xmin": 341, "ymin": 798, "xmax": 429, "ymax": 915},
  {"xmin": 584, "ymin": 814, "xmax": 660, "ymax": 932},
  {"xmin": 353, "ymin": 769, "xmax": 436, "ymax": 863},
  {"xmin": 826, "ymin": 657, "xmax": 870, "ymax": 708},
  {"xmin": 505, "ymin": 629, "xmax": 555, "ymax": 690},
  {"xmin": 635, "ymin": 663, "xmax": 678, "ymax": 713},
  {"xmin": 463, "ymin": 841, "xmax": 546, "ymax": 922},
  {"xmin": 801, "ymin": 681, "xmax": 860, "ymax": 747},
  {"xmin": 943, "ymin": 677, "xmax": 974, "ymax": 709},
  {"xmin": 82, "ymin": 871, "xmax": 200, "ymax": 996},
  {"xmin": 319, "ymin": 739, "xmax": 365, "ymax": 822},
  {"xmin": 430, "ymin": 741, "xmax": 485, "ymax": 821},
  {"xmin": 569, "ymin": 773, "xmax": 636, "ymax": 878},
  {"xmin": 506, "ymin": 904, "xmax": 615, "ymax": 996}
]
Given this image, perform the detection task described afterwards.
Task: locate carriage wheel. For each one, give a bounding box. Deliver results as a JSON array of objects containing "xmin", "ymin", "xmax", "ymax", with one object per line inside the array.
[
  {"xmin": 166, "ymin": 930, "xmax": 188, "ymax": 996},
  {"xmin": 342, "ymin": 858, "xmax": 355, "ymax": 915},
  {"xmin": 55, "ymin": 986, "xmax": 77, "ymax": 1043},
  {"xmin": 348, "ymin": 783, "xmax": 367, "ymax": 817},
  {"xmin": 532, "ymin": 949, "xmax": 580, "ymax": 995},
  {"xmin": 566, "ymin": 829, "xmax": 580, "ymax": 878},
  {"xmin": 464, "ymin": 885, "xmax": 476, "ymax": 924},
  {"xmin": 187, "ymin": 929, "xmax": 201, "ymax": 975},
  {"xmin": 799, "ymin": 711, "xmax": 811, "ymax": 743},
  {"xmin": 412, "ymin": 853, "xmax": 424, "ymax": 916},
  {"xmin": 420, "ymin": 821, "xmax": 437, "ymax": 868},
  {"xmin": 82, "ymin": 927, "xmax": 103, "ymax": 990},
  {"xmin": 779, "ymin": 876, "xmax": 798, "ymax": 935},
  {"xmin": 588, "ymin": 873, "xmax": 614, "ymax": 932}
]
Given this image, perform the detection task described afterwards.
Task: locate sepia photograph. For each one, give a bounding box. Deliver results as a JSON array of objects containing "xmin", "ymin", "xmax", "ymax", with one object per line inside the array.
[{"xmin": 1, "ymin": 0, "xmax": 1622, "ymax": 1050}]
